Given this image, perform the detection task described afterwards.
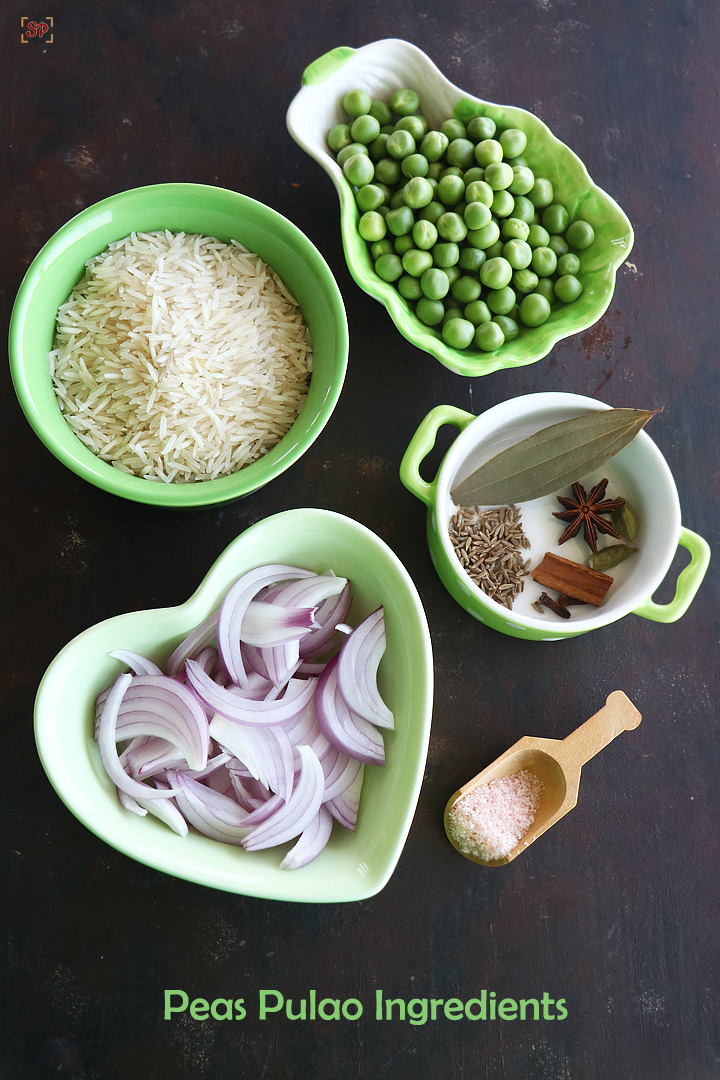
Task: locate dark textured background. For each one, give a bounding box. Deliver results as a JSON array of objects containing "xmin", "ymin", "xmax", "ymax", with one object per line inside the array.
[{"xmin": 2, "ymin": 2, "xmax": 718, "ymax": 1077}]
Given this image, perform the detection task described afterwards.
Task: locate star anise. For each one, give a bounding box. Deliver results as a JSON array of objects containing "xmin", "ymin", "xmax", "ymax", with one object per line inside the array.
[{"xmin": 552, "ymin": 478, "xmax": 626, "ymax": 553}]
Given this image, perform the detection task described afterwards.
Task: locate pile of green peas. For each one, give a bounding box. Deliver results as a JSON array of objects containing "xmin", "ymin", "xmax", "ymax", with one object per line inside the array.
[{"xmin": 328, "ymin": 87, "xmax": 595, "ymax": 353}]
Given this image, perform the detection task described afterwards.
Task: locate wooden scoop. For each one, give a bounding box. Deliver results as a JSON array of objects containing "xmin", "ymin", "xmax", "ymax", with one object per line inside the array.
[{"xmin": 444, "ymin": 690, "xmax": 641, "ymax": 866}]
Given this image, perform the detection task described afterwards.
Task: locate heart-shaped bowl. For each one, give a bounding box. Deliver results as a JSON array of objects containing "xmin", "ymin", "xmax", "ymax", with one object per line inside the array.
[
  {"xmin": 287, "ymin": 38, "xmax": 634, "ymax": 378},
  {"xmin": 9, "ymin": 183, "xmax": 348, "ymax": 507},
  {"xmin": 34, "ymin": 508, "xmax": 433, "ymax": 902}
]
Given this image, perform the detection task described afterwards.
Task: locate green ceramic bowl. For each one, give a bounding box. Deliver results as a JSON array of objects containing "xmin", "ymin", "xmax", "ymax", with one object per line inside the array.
[
  {"xmin": 287, "ymin": 38, "xmax": 634, "ymax": 377},
  {"xmin": 34, "ymin": 509, "xmax": 434, "ymax": 902},
  {"xmin": 9, "ymin": 184, "xmax": 348, "ymax": 507}
]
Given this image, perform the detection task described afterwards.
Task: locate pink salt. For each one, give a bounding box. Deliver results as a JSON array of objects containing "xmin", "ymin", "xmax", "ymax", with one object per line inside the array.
[{"xmin": 448, "ymin": 768, "xmax": 544, "ymax": 862}]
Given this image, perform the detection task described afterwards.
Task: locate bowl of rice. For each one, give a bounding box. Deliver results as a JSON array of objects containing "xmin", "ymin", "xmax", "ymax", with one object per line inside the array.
[{"xmin": 9, "ymin": 183, "xmax": 348, "ymax": 507}]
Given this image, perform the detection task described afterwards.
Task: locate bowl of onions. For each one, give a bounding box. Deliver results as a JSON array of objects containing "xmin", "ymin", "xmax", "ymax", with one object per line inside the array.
[{"xmin": 34, "ymin": 508, "xmax": 433, "ymax": 902}]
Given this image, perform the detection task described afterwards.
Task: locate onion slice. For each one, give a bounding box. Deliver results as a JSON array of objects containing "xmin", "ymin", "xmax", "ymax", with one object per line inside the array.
[
  {"xmin": 326, "ymin": 764, "xmax": 365, "ymax": 830},
  {"xmin": 315, "ymin": 655, "xmax": 386, "ymax": 765},
  {"xmin": 97, "ymin": 675, "xmax": 179, "ymax": 801},
  {"xmin": 280, "ymin": 805, "xmax": 334, "ymax": 870},
  {"xmin": 336, "ymin": 608, "xmax": 394, "ymax": 729},
  {"xmin": 114, "ymin": 675, "xmax": 210, "ymax": 770},
  {"xmin": 185, "ymin": 660, "xmax": 316, "ymax": 727},
  {"xmin": 169, "ymin": 771, "xmax": 250, "ymax": 845},
  {"xmin": 243, "ymin": 746, "xmax": 324, "ymax": 851}
]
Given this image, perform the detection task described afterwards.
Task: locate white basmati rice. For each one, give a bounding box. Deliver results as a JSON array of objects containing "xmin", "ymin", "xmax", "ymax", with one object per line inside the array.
[{"xmin": 50, "ymin": 231, "xmax": 313, "ymax": 482}]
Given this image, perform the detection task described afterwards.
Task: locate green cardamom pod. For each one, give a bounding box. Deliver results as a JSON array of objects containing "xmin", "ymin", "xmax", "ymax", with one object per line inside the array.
[
  {"xmin": 588, "ymin": 544, "xmax": 638, "ymax": 571},
  {"xmin": 612, "ymin": 500, "xmax": 639, "ymax": 541}
]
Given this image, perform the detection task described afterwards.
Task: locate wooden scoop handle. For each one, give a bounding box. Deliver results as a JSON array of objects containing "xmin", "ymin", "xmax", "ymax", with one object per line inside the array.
[{"xmin": 559, "ymin": 690, "xmax": 641, "ymax": 772}]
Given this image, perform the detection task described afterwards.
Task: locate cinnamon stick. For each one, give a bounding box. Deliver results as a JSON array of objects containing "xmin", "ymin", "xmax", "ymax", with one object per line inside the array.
[{"xmin": 531, "ymin": 552, "xmax": 613, "ymax": 607}]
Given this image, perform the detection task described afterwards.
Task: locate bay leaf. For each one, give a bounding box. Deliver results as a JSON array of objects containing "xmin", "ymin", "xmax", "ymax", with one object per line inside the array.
[{"xmin": 450, "ymin": 408, "xmax": 660, "ymax": 507}]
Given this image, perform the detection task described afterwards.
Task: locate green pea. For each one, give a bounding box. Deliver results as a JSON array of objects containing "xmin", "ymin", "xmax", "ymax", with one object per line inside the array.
[
  {"xmin": 440, "ymin": 118, "xmax": 466, "ymax": 141},
  {"xmin": 433, "ymin": 242, "xmax": 460, "ymax": 267},
  {"xmin": 397, "ymin": 274, "xmax": 424, "ymax": 301},
  {"xmin": 557, "ymin": 252, "xmax": 581, "ymax": 276},
  {"xmin": 502, "ymin": 217, "xmax": 530, "ymax": 241},
  {"xmin": 447, "ymin": 138, "xmax": 476, "ymax": 170},
  {"xmin": 509, "ymin": 165, "xmax": 535, "ymax": 196},
  {"xmin": 401, "ymin": 153, "xmax": 429, "ymax": 179},
  {"xmin": 463, "ymin": 167, "xmax": 485, "ymax": 185},
  {"xmin": 440, "ymin": 166, "xmax": 463, "ymax": 179},
  {"xmin": 484, "ymin": 239, "xmax": 504, "ymax": 259},
  {"xmin": 418, "ymin": 200, "xmax": 445, "ymax": 225},
  {"xmin": 373, "ymin": 157, "xmax": 401, "ymax": 186},
  {"xmin": 386, "ymin": 129, "xmax": 416, "ymax": 159},
  {"xmin": 403, "ymin": 176, "xmax": 434, "ymax": 208},
  {"xmin": 395, "ymin": 115, "xmax": 428, "ymax": 140},
  {"xmin": 464, "ymin": 201, "xmax": 492, "ymax": 230},
  {"xmin": 519, "ymin": 292, "xmax": 552, "ymax": 326},
  {"xmin": 459, "ymin": 246, "xmax": 486, "ymax": 273},
  {"xmin": 527, "ymin": 223, "xmax": 551, "ymax": 248},
  {"xmin": 534, "ymin": 277, "xmax": 556, "ymax": 302},
  {"xmin": 412, "ymin": 219, "xmax": 438, "ymax": 250},
  {"xmin": 503, "ymin": 239, "xmax": 532, "ymax": 270},
  {"xmin": 566, "ymin": 220, "xmax": 595, "ymax": 249},
  {"xmin": 486, "ymin": 285, "xmax": 516, "ymax": 315},
  {"xmin": 389, "ymin": 188, "xmax": 406, "ymax": 209},
  {"xmin": 391, "ymin": 88, "xmax": 420, "ymax": 116},
  {"xmin": 444, "ymin": 265, "xmax": 461, "ymax": 288},
  {"xmin": 420, "ymin": 131, "xmax": 449, "ymax": 162},
  {"xmin": 464, "ymin": 299, "xmax": 492, "ymax": 326},
  {"xmin": 337, "ymin": 142, "xmax": 369, "ymax": 168},
  {"xmin": 531, "ymin": 246, "xmax": 558, "ymax": 277},
  {"xmin": 505, "ymin": 154, "xmax": 528, "ymax": 168},
  {"xmin": 368, "ymin": 133, "xmax": 390, "ymax": 160},
  {"xmin": 474, "ymin": 138, "xmax": 503, "ymax": 167},
  {"xmin": 474, "ymin": 321, "xmax": 505, "ymax": 351},
  {"xmin": 512, "ymin": 195, "xmax": 535, "ymax": 224},
  {"xmin": 355, "ymin": 184, "xmax": 385, "ymax": 212},
  {"xmin": 416, "ymin": 297, "xmax": 445, "ymax": 325},
  {"xmin": 343, "ymin": 154, "xmax": 374, "ymax": 187},
  {"xmin": 385, "ymin": 205, "xmax": 414, "ymax": 236},
  {"xmin": 491, "ymin": 190, "xmax": 515, "ymax": 218},
  {"xmin": 358, "ymin": 211, "xmax": 386, "ymax": 242},
  {"xmin": 480, "ymin": 256, "xmax": 513, "ymax": 290},
  {"xmin": 351, "ymin": 114, "xmax": 381, "ymax": 145},
  {"xmin": 467, "ymin": 220, "xmax": 500, "ymax": 249},
  {"xmin": 451, "ymin": 275, "xmax": 483, "ymax": 304},
  {"xmin": 371, "ymin": 238, "xmax": 394, "ymax": 260},
  {"xmin": 437, "ymin": 174, "xmax": 465, "ymax": 206},
  {"xmin": 442, "ymin": 317, "xmax": 475, "ymax": 350},
  {"xmin": 499, "ymin": 128, "xmax": 527, "ymax": 158},
  {"xmin": 513, "ymin": 268, "xmax": 539, "ymax": 294},
  {"xmin": 542, "ymin": 204, "xmax": 570, "ymax": 234},
  {"xmin": 437, "ymin": 212, "xmax": 468, "ymax": 243},
  {"xmin": 427, "ymin": 161, "xmax": 444, "ymax": 181},
  {"xmin": 421, "ymin": 267, "xmax": 450, "ymax": 300},
  {"xmin": 369, "ymin": 100, "xmax": 393, "ymax": 126},
  {"xmin": 465, "ymin": 180, "xmax": 494, "ymax": 207},
  {"xmin": 548, "ymin": 234, "xmax": 569, "ymax": 257},
  {"xmin": 393, "ymin": 234, "xmax": 415, "ymax": 255},
  {"xmin": 485, "ymin": 162, "xmax": 514, "ymax": 191},
  {"xmin": 492, "ymin": 315, "xmax": 519, "ymax": 341},
  {"xmin": 467, "ymin": 115, "xmax": 496, "ymax": 141},
  {"xmin": 402, "ymin": 248, "xmax": 434, "ymax": 277},
  {"xmin": 528, "ymin": 177, "xmax": 554, "ymax": 208},
  {"xmin": 554, "ymin": 274, "xmax": 583, "ymax": 303},
  {"xmin": 328, "ymin": 124, "xmax": 353, "ymax": 152},
  {"xmin": 442, "ymin": 306, "xmax": 464, "ymax": 323},
  {"xmin": 343, "ymin": 89, "xmax": 372, "ymax": 118},
  {"xmin": 374, "ymin": 253, "xmax": 403, "ymax": 282}
]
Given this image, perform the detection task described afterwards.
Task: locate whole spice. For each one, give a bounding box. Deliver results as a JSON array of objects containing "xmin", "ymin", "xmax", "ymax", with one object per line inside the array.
[
  {"xmin": 553, "ymin": 478, "xmax": 626, "ymax": 553},
  {"xmin": 531, "ymin": 551, "xmax": 614, "ymax": 607},
  {"xmin": 532, "ymin": 592, "xmax": 572, "ymax": 618},
  {"xmin": 448, "ymin": 504, "xmax": 531, "ymax": 609},
  {"xmin": 612, "ymin": 500, "xmax": 639, "ymax": 542},
  {"xmin": 588, "ymin": 544, "xmax": 638, "ymax": 571}
]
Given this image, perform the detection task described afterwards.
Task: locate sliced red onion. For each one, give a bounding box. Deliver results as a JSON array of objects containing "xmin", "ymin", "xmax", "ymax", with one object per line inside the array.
[
  {"xmin": 243, "ymin": 745, "xmax": 325, "ymax": 851},
  {"xmin": 217, "ymin": 565, "xmax": 315, "ymax": 686},
  {"xmin": 280, "ymin": 805, "xmax": 334, "ymax": 871},
  {"xmin": 118, "ymin": 789, "xmax": 147, "ymax": 817},
  {"xmin": 168, "ymin": 770, "xmax": 250, "ymax": 845},
  {"xmin": 209, "ymin": 715, "xmax": 295, "ymax": 800},
  {"xmin": 133, "ymin": 779, "xmax": 189, "ymax": 837},
  {"xmin": 240, "ymin": 791, "xmax": 287, "ymax": 827},
  {"xmin": 114, "ymin": 675, "xmax": 210, "ymax": 770},
  {"xmin": 299, "ymin": 582, "xmax": 352, "ymax": 658},
  {"xmin": 166, "ymin": 611, "xmax": 218, "ymax": 677},
  {"xmin": 179, "ymin": 751, "xmax": 233, "ymax": 781},
  {"xmin": 315, "ymin": 655, "xmax": 386, "ymax": 766},
  {"xmin": 193, "ymin": 646, "xmax": 218, "ymax": 675},
  {"xmin": 336, "ymin": 608, "xmax": 394, "ymax": 730},
  {"xmin": 97, "ymin": 674, "xmax": 178, "ymax": 801},
  {"xmin": 240, "ymin": 601, "xmax": 316, "ymax": 647},
  {"xmin": 271, "ymin": 573, "xmax": 347, "ymax": 613},
  {"xmin": 124, "ymin": 736, "xmax": 186, "ymax": 779},
  {"xmin": 326, "ymin": 764, "xmax": 365, "ymax": 830},
  {"xmin": 322, "ymin": 751, "xmax": 363, "ymax": 802},
  {"xmin": 110, "ymin": 650, "xmax": 163, "ymax": 676},
  {"xmin": 185, "ymin": 660, "xmax": 316, "ymax": 726}
]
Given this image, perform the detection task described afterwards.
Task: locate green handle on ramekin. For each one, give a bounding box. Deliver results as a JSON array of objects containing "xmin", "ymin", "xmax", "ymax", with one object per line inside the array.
[
  {"xmin": 302, "ymin": 46, "xmax": 355, "ymax": 86},
  {"xmin": 400, "ymin": 404, "xmax": 476, "ymax": 506},
  {"xmin": 632, "ymin": 527, "xmax": 711, "ymax": 623}
]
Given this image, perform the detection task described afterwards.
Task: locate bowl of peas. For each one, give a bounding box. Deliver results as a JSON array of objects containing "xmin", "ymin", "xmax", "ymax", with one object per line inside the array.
[{"xmin": 287, "ymin": 38, "xmax": 634, "ymax": 378}]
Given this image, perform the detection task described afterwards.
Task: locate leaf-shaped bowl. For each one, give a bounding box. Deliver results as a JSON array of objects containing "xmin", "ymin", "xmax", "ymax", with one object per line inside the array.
[
  {"xmin": 34, "ymin": 508, "xmax": 433, "ymax": 902},
  {"xmin": 286, "ymin": 38, "xmax": 634, "ymax": 378}
]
